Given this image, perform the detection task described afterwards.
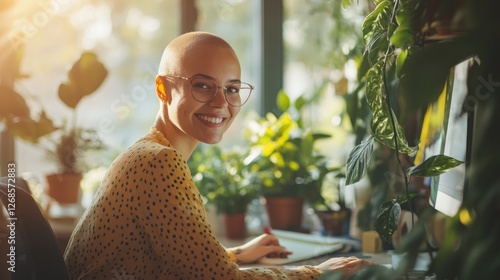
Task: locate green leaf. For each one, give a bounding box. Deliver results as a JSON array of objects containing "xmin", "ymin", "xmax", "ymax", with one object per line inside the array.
[
  {"xmin": 299, "ymin": 131, "xmax": 315, "ymax": 161},
  {"xmin": 341, "ymin": 0, "xmax": 353, "ymax": 9},
  {"xmin": 408, "ymin": 155, "xmax": 464, "ymax": 177},
  {"xmin": 390, "ymin": 27, "xmax": 414, "ymax": 48},
  {"xmin": 357, "ymin": 52, "xmax": 372, "ymax": 81},
  {"xmin": 312, "ymin": 132, "xmax": 331, "ymax": 141},
  {"xmin": 276, "ymin": 90, "xmax": 291, "ymax": 112},
  {"xmin": 399, "ymin": 37, "xmax": 475, "ymax": 113},
  {"xmin": 364, "ymin": 30, "xmax": 389, "ymax": 67},
  {"xmin": 393, "ymin": 194, "xmax": 418, "ymax": 205},
  {"xmin": 375, "ymin": 199, "xmax": 401, "ymax": 243},
  {"xmin": 362, "ymin": 1, "xmax": 392, "ymax": 46},
  {"xmin": 294, "ymin": 95, "xmax": 306, "ymax": 111},
  {"xmin": 346, "ymin": 135, "xmax": 375, "ymax": 185},
  {"xmin": 395, "ymin": 49, "xmax": 408, "ymax": 79},
  {"xmin": 58, "ymin": 52, "xmax": 108, "ymax": 109},
  {"xmin": 365, "ymin": 62, "xmax": 418, "ymax": 156}
]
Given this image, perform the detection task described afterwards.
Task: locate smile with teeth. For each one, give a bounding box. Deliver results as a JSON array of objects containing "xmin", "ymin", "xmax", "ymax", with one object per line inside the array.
[{"xmin": 197, "ymin": 115, "xmax": 224, "ymax": 124}]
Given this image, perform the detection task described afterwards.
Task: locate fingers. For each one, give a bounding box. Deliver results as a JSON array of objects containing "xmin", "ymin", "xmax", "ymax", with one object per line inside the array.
[
  {"xmin": 266, "ymin": 251, "xmax": 292, "ymax": 258},
  {"xmin": 259, "ymin": 233, "xmax": 280, "ymax": 245},
  {"xmin": 264, "ymin": 246, "xmax": 292, "ymax": 259},
  {"xmin": 342, "ymin": 258, "xmax": 376, "ymax": 276},
  {"xmin": 315, "ymin": 256, "xmax": 376, "ymax": 273},
  {"xmin": 235, "ymin": 242, "xmax": 292, "ymax": 264}
]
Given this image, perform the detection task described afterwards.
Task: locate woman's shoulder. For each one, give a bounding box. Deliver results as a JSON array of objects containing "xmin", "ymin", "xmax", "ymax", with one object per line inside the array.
[{"xmin": 122, "ymin": 134, "xmax": 181, "ymax": 165}]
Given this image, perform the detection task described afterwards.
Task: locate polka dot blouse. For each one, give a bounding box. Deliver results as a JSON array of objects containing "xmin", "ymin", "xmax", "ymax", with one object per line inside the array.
[{"xmin": 64, "ymin": 128, "xmax": 321, "ymax": 279}]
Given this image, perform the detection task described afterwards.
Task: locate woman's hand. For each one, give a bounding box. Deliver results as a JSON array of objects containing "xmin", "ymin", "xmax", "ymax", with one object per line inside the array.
[
  {"xmin": 315, "ymin": 257, "xmax": 375, "ymax": 276},
  {"xmin": 230, "ymin": 234, "xmax": 292, "ymax": 264}
]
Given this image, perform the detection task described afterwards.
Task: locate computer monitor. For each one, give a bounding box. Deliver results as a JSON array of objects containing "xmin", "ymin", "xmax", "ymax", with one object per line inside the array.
[{"xmin": 414, "ymin": 59, "xmax": 473, "ymax": 217}]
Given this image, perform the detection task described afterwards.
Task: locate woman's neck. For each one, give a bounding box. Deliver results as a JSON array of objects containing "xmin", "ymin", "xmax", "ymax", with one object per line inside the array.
[{"xmin": 153, "ymin": 115, "xmax": 198, "ymax": 161}]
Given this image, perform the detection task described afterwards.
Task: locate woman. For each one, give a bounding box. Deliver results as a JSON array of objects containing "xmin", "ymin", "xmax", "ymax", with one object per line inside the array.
[{"xmin": 64, "ymin": 31, "xmax": 373, "ymax": 279}]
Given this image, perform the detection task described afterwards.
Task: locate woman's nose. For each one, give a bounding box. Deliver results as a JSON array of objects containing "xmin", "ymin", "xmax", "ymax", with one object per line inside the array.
[{"xmin": 208, "ymin": 86, "xmax": 229, "ymax": 108}]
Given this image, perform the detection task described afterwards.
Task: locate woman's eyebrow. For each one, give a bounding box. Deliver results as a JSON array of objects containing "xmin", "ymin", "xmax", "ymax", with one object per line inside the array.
[{"xmin": 191, "ymin": 73, "xmax": 241, "ymax": 83}]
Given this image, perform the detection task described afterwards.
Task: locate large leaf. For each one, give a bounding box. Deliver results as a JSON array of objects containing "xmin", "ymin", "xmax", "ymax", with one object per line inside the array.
[
  {"xmin": 5, "ymin": 111, "xmax": 58, "ymax": 143},
  {"xmin": 399, "ymin": 37, "xmax": 475, "ymax": 113},
  {"xmin": 0, "ymin": 86, "xmax": 30, "ymax": 118},
  {"xmin": 390, "ymin": 27, "xmax": 414, "ymax": 49},
  {"xmin": 375, "ymin": 199, "xmax": 401, "ymax": 243},
  {"xmin": 365, "ymin": 62, "xmax": 418, "ymax": 156},
  {"xmin": 58, "ymin": 52, "xmax": 108, "ymax": 109},
  {"xmin": 407, "ymin": 155, "xmax": 464, "ymax": 177},
  {"xmin": 362, "ymin": 1, "xmax": 392, "ymax": 46},
  {"xmin": 375, "ymin": 194, "xmax": 418, "ymax": 243},
  {"xmin": 345, "ymin": 135, "xmax": 374, "ymax": 185}
]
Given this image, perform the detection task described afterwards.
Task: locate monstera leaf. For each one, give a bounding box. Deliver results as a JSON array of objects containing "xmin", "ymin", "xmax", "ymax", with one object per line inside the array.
[
  {"xmin": 0, "ymin": 85, "xmax": 30, "ymax": 118},
  {"xmin": 0, "ymin": 86, "xmax": 58, "ymax": 143},
  {"xmin": 6, "ymin": 111, "xmax": 57, "ymax": 143},
  {"xmin": 58, "ymin": 52, "xmax": 108, "ymax": 109},
  {"xmin": 398, "ymin": 38, "xmax": 475, "ymax": 113}
]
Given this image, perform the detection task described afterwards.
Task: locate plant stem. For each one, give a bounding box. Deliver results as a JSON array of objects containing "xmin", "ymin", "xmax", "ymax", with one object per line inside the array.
[{"xmin": 381, "ymin": 0, "xmax": 415, "ymax": 227}]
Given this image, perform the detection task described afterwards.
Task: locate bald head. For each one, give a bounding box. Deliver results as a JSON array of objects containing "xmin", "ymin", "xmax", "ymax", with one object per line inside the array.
[{"xmin": 158, "ymin": 32, "xmax": 239, "ymax": 76}]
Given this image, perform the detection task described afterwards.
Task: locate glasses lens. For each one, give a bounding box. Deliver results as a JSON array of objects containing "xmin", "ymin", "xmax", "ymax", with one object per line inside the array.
[
  {"xmin": 225, "ymin": 82, "xmax": 252, "ymax": 106},
  {"xmin": 190, "ymin": 77, "xmax": 253, "ymax": 106},
  {"xmin": 190, "ymin": 78, "xmax": 218, "ymax": 102}
]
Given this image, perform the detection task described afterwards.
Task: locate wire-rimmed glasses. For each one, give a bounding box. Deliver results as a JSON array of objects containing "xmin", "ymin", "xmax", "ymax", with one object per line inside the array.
[{"xmin": 160, "ymin": 74, "xmax": 254, "ymax": 107}]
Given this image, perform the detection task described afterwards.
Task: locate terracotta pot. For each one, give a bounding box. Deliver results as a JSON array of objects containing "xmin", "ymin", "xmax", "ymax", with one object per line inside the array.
[
  {"xmin": 262, "ymin": 196, "xmax": 304, "ymax": 230},
  {"xmin": 45, "ymin": 173, "xmax": 82, "ymax": 204},
  {"xmin": 223, "ymin": 213, "xmax": 246, "ymax": 240},
  {"xmin": 315, "ymin": 209, "xmax": 350, "ymax": 236}
]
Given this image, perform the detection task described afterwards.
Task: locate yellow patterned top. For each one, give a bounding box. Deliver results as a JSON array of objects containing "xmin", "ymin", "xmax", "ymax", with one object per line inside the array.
[{"xmin": 64, "ymin": 127, "xmax": 321, "ymax": 279}]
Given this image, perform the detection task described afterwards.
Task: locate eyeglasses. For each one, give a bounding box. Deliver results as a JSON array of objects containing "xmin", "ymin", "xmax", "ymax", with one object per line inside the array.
[{"xmin": 160, "ymin": 74, "xmax": 254, "ymax": 107}]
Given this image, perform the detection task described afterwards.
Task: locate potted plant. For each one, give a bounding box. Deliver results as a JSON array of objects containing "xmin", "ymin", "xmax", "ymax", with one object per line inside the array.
[
  {"xmin": 328, "ymin": 0, "xmax": 500, "ymax": 279},
  {"xmin": 190, "ymin": 146, "xmax": 258, "ymax": 240},
  {"xmin": 1, "ymin": 51, "xmax": 108, "ymax": 204},
  {"xmin": 243, "ymin": 91, "xmax": 334, "ymax": 231}
]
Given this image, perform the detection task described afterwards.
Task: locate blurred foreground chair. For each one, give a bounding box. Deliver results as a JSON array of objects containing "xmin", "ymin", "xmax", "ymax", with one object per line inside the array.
[{"xmin": 0, "ymin": 177, "xmax": 69, "ymax": 280}]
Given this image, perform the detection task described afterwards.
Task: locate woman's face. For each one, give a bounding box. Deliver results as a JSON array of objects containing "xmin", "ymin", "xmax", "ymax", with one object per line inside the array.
[{"xmin": 164, "ymin": 44, "xmax": 242, "ymax": 145}]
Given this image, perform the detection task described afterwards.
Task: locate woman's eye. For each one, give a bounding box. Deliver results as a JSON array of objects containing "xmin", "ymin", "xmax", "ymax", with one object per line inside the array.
[
  {"xmin": 193, "ymin": 83, "xmax": 208, "ymax": 89},
  {"xmin": 226, "ymin": 86, "xmax": 240, "ymax": 94},
  {"xmin": 193, "ymin": 82, "xmax": 213, "ymax": 91}
]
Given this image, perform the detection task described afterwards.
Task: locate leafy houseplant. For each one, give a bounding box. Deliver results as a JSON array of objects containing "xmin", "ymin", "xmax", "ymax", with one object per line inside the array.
[
  {"xmin": 192, "ymin": 146, "xmax": 258, "ymax": 215},
  {"xmin": 343, "ymin": 0, "xmax": 466, "ymax": 241},
  {"xmin": 1, "ymin": 52, "xmax": 108, "ymax": 203},
  {"xmin": 323, "ymin": 0, "xmax": 500, "ymax": 279},
  {"xmin": 190, "ymin": 146, "xmax": 258, "ymax": 239},
  {"xmin": 243, "ymin": 91, "xmax": 334, "ymax": 230},
  {"xmin": 244, "ymin": 91, "xmax": 332, "ymax": 201}
]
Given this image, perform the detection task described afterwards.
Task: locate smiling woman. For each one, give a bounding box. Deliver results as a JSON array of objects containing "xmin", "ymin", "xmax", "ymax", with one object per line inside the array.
[{"xmin": 62, "ymin": 31, "xmax": 374, "ymax": 279}]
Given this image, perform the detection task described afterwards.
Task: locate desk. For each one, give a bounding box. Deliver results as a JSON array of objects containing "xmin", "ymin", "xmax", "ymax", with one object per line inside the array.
[
  {"xmin": 221, "ymin": 237, "xmax": 430, "ymax": 279},
  {"xmin": 219, "ymin": 236, "xmax": 391, "ymax": 267}
]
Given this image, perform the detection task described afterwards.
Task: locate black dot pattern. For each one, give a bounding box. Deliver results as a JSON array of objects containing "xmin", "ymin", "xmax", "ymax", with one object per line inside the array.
[{"xmin": 64, "ymin": 128, "xmax": 321, "ymax": 279}]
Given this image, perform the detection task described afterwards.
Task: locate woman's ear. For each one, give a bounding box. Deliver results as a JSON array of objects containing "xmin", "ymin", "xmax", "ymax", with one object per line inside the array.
[{"xmin": 155, "ymin": 76, "xmax": 168, "ymax": 102}]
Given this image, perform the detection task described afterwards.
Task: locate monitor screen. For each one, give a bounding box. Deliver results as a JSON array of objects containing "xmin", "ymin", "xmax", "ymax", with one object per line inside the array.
[{"xmin": 414, "ymin": 59, "xmax": 473, "ymax": 217}]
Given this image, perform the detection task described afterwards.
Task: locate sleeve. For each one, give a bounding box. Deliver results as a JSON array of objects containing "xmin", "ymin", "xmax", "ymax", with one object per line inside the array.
[{"xmin": 137, "ymin": 148, "xmax": 322, "ymax": 279}]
